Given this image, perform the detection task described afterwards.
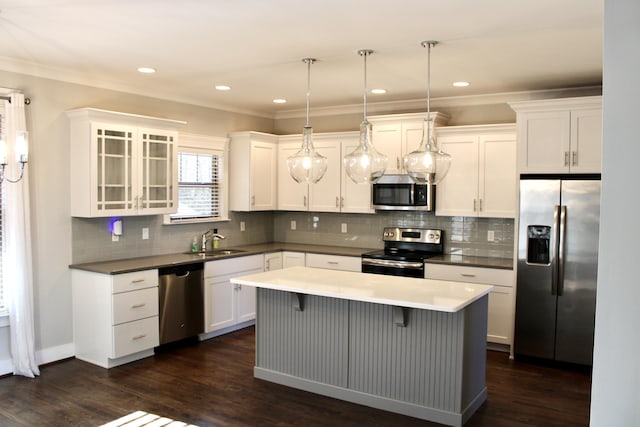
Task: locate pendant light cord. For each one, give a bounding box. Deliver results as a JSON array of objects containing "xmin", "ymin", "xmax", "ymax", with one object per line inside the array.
[
  {"xmin": 303, "ymin": 58, "xmax": 315, "ymax": 128},
  {"xmin": 421, "ymin": 41, "xmax": 438, "ymax": 144},
  {"xmin": 358, "ymin": 50, "xmax": 373, "ymax": 122}
]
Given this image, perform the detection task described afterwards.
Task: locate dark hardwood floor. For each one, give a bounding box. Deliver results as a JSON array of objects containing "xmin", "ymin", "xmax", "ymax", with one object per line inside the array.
[{"xmin": 0, "ymin": 327, "xmax": 591, "ymax": 427}]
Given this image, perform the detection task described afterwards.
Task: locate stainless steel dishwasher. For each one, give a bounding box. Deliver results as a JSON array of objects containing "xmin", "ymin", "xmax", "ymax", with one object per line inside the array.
[{"xmin": 158, "ymin": 263, "xmax": 204, "ymax": 345}]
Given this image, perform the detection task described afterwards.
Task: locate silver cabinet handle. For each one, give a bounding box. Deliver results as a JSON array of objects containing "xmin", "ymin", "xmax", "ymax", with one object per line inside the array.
[
  {"xmin": 396, "ymin": 157, "xmax": 400, "ymax": 169},
  {"xmin": 303, "ymin": 195, "xmax": 307, "ymax": 207},
  {"xmin": 132, "ymin": 334, "xmax": 147, "ymax": 340},
  {"xmin": 131, "ymin": 279, "xmax": 145, "ymax": 284},
  {"xmin": 251, "ymin": 195, "xmax": 255, "ymax": 206},
  {"xmin": 479, "ymin": 199, "xmax": 483, "ymax": 212},
  {"xmin": 327, "ymin": 261, "xmax": 339, "ymax": 265},
  {"xmin": 336, "ymin": 197, "xmax": 339, "ymax": 208},
  {"xmin": 572, "ymin": 151, "xmax": 578, "ymax": 166},
  {"xmin": 131, "ymin": 303, "xmax": 146, "ymax": 309},
  {"xmin": 473, "ymin": 199, "xmax": 477, "ymax": 212},
  {"xmin": 564, "ymin": 151, "xmax": 570, "ymax": 166},
  {"xmin": 340, "ymin": 197, "xmax": 344, "ymax": 208},
  {"xmin": 461, "ymin": 273, "xmax": 476, "ymax": 278}
]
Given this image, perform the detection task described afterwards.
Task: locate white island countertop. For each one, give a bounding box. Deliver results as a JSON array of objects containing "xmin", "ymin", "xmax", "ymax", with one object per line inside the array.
[{"xmin": 231, "ymin": 266, "xmax": 493, "ymax": 313}]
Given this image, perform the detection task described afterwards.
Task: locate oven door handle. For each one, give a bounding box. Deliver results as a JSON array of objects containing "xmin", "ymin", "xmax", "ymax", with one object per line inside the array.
[{"xmin": 362, "ymin": 258, "xmax": 424, "ymax": 270}]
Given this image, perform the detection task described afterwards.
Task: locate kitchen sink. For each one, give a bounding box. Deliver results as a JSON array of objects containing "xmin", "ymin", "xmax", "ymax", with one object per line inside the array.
[{"xmin": 186, "ymin": 248, "xmax": 247, "ymax": 258}]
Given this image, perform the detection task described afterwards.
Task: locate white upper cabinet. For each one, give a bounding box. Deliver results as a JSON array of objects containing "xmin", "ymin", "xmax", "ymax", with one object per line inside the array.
[
  {"xmin": 436, "ymin": 124, "xmax": 517, "ymax": 218},
  {"xmin": 67, "ymin": 108, "xmax": 184, "ymax": 217},
  {"xmin": 509, "ymin": 96, "xmax": 602, "ymax": 174},
  {"xmin": 369, "ymin": 112, "xmax": 450, "ymax": 174},
  {"xmin": 277, "ymin": 132, "xmax": 373, "ymax": 214},
  {"xmin": 229, "ymin": 132, "xmax": 278, "ymax": 211}
]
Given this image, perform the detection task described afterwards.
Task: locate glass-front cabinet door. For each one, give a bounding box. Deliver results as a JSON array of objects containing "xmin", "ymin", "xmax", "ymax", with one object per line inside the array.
[
  {"xmin": 93, "ymin": 123, "xmax": 136, "ymax": 215},
  {"xmin": 139, "ymin": 128, "xmax": 177, "ymax": 214}
]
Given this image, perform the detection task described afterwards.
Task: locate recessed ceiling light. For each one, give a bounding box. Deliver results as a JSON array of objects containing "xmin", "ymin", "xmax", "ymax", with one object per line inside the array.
[
  {"xmin": 137, "ymin": 67, "xmax": 156, "ymax": 74},
  {"xmin": 273, "ymin": 99, "xmax": 287, "ymax": 104},
  {"xmin": 215, "ymin": 85, "xmax": 231, "ymax": 91},
  {"xmin": 371, "ymin": 88, "xmax": 387, "ymax": 94},
  {"xmin": 453, "ymin": 81, "xmax": 470, "ymax": 87}
]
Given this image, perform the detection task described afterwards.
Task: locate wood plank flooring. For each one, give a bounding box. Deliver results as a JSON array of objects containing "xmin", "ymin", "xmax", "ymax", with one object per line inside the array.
[{"xmin": 0, "ymin": 327, "xmax": 591, "ymax": 426}]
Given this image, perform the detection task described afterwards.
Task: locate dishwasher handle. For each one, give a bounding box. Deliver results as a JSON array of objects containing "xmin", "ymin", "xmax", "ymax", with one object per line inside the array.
[{"xmin": 158, "ymin": 262, "xmax": 204, "ymax": 277}]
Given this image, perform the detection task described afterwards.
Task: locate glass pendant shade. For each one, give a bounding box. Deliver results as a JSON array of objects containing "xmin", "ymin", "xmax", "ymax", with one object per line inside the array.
[
  {"xmin": 404, "ymin": 40, "xmax": 452, "ymax": 185},
  {"xmin": 343, "ymin": 119, "xmax": 387, "ymax": 184},
  {"xmin": 287, "ymin": 57, "xmax": 328, "ymax": 184},
  {"xmin": 344, "ymin": 49, "xmax": 387, "ymax": 184},
  {"xmin": 403, "ymin": 117, "xmax": 451, "ymax": 184},
  {"xmin": 287, "ymin": 125, "xmax": 327, "ymax": 184}
]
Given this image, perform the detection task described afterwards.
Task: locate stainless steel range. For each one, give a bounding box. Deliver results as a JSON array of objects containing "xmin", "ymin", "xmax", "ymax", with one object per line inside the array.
[{"xmin": 361, "ymin": 227, "xmax": 443, "ymax": 278}]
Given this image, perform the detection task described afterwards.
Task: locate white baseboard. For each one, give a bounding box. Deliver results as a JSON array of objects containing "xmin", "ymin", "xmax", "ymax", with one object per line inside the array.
[{"xmin": 0, "ymin": 342, "xmax": 75, "ymax": 376}]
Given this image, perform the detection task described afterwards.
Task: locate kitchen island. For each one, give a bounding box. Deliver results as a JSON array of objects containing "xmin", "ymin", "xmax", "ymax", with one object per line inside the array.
[{"xmin": 231, "ymin": 267, "xmax": 493, "ymax": 427}]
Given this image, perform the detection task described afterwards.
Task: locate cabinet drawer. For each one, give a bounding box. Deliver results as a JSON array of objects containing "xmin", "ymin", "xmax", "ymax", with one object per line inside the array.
[
  {"xmin": 306, "ymin": 253, "xmax": 361, "ymax": 272},
  {"xmin": 425, "ymin": 264, "xmax": 513, "ymax": 287},
  {"xmin": 112, "ymin": 269, "xmax": 158, "ymax": 293},
  {"xmin": 112, "ymin": 287, "xmax": 159, "ymax": 325},
  {"xmin": 205, "ymin": 254, "xmax": 264, "ymax": 278},
  {"xmin": 112, "ymin": 316, "xmax": 159, "ymax": 358}
]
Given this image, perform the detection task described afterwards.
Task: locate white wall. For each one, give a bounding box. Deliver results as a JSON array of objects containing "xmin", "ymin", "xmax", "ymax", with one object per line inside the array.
[
  {"xmin": 590, "ymin": 1, "xmax": 640, "ymax": 424},
  {"xmin": 0, "ymin": 70, "xmax": 274, "ymax": 374}
]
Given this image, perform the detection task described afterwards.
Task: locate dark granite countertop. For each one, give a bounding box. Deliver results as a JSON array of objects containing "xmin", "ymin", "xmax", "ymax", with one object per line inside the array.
[
  {"xmin": 68, "ymin": 242, "xmax": 373, "ymax": 274},
  {"xmin": 69, "ymin": 242, "xmax": 513, "ymax": 274}
]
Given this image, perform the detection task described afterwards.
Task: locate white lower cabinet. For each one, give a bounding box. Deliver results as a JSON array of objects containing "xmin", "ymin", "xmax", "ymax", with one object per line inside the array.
[
  {"xmin": 71, "ymin": 268, "xmax": 160, "ymax": 368},
  {"xmin": 264, "ymin": 252, "xmax": 283, "ymax": 271},
  {"xmin": 204, "ymin": 254, "xmax": 263, "ymax": 333},
  {"xmin": 305, "ymin": 253, "xmax": 361, "ymax": 272},
  {"xmin": 283, "ymin": 251, "xmax": 306, "ymax": 268},
  {"xmin": 425, "ymin": 263, "xmax": 514, "ymax": 347}
]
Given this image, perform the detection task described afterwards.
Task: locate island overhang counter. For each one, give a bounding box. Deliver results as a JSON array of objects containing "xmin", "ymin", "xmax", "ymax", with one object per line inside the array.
[{"xmin": 231, "ymin": 266, "xmax": 493, "ymax": 427}]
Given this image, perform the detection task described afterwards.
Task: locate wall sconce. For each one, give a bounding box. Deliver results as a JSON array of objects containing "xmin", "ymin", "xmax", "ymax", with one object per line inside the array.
[{"xmin": 0, "ymin": 130, "xmax": 29, "ymax": 184}]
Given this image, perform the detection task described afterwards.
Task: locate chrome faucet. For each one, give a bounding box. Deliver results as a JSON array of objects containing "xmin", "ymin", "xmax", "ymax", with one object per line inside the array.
[{"xmin": 201, "ymin": 229, "xmax": 226, "ymax": 251}]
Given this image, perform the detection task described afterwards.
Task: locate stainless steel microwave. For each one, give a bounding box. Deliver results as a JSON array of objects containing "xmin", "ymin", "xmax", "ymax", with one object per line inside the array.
[{"xmin": 372, "ymin": 174, "xmax": 435, "ymax": 211}]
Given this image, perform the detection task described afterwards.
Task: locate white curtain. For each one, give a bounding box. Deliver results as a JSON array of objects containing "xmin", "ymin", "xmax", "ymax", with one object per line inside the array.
[{"xmin": 3, "ymin": 92, "xmax": 39, "ymax": 378}]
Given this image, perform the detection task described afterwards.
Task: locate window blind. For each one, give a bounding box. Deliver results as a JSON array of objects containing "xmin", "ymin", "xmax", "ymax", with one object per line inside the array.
[{"xmin": 171, "ymin": 151, "xmax": 221, "ymax": 220}]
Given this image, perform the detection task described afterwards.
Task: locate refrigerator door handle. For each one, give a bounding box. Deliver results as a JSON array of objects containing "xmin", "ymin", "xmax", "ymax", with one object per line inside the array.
[
  {"xmin": 551, "ymin": 205, "xmax": 561, "ymax": 296},
  {"xmin": 557, "ymin": 205, "xmax": 567, "ymax": 296}
]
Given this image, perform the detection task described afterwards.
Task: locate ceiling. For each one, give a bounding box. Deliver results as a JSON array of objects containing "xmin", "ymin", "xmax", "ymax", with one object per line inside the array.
[{"xmin": 0, "ymin": 0, "xmax": 603, "ymax": 118}]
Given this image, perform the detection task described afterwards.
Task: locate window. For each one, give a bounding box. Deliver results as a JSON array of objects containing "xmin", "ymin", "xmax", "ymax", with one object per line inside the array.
[{"xmin": 165, "ymin": 134, "xmax": 228, "ymax": 224}]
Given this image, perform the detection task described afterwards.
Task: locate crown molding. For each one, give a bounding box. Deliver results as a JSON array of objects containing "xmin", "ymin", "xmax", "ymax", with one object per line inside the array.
[{"xmin": 274, "ymin": 86, "xmax": 603, "ymax": 120}]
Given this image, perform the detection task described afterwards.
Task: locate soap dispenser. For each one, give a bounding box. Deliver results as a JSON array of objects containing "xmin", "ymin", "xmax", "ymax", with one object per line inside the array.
[{"xmin": 213, "ymin": 229, "xmax": 220, "ymax": 249}]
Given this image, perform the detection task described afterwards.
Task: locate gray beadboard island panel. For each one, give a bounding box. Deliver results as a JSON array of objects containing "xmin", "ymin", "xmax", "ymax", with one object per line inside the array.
[
  {"xmin": 253, "ymin": 289, "xmax": 488, "ymax": 427},
  {"xmin": 256, "ymin": 288, "xmax": 349, "ymax": 387}
]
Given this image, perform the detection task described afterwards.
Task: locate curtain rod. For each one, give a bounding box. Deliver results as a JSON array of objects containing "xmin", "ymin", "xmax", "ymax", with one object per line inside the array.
[{"xmin": 0, "ymin": 95, "xmax": 31, "ymax": 105}]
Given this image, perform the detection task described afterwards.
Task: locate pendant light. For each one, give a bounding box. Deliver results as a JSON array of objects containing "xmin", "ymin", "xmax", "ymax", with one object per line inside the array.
[
  {"xmin": 343, "ymin": 49, "xmax": 388, "ymax": 184},
  {"xmin": 403, "ymin": 41, "xmax": 452, "ymax": 184},
  {"xmin": 287, "ymin": 58, "xmax": 328, "ymax": 184}
]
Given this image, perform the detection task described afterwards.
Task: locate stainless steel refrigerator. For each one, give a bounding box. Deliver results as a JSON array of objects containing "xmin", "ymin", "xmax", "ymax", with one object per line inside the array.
[{"xmin": 515, "ymin": 176, "xmax": 600, "ymax": 366}]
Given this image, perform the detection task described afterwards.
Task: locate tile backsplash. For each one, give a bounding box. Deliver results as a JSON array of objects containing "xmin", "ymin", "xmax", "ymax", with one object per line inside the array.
[
  {"xmin": 272, "ymin": 211, "xmax": 514, "ymax": 259},
  {"xmin": 72, "ymin": 210, "xmax": 513, "ymax": 264}
]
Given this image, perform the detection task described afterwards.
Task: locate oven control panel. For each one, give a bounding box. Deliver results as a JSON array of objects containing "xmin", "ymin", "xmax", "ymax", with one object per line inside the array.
[{"xmin": 382, "ymin": 227, "xmax": 442, "ymax": 244}]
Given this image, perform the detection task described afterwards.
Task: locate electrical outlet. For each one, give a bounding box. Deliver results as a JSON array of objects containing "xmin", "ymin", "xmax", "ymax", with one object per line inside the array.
[
  {"xmin": 240, "ymin": 221, "xmax": 246, "ymax": 232},
  {"xmin": 142, "ymin": 227, "xmax": 149, "ymax": 240},
  {"xmin": 291, "ymin": 220, "xmax": 296, "ymax": 231},
  {"xmin": 487, "ymin": 230, "xmax": 495, "ymax": 242},
  {"xmin": 341, "ymin": 223, "xmax": 348, "ymax": 233}
]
